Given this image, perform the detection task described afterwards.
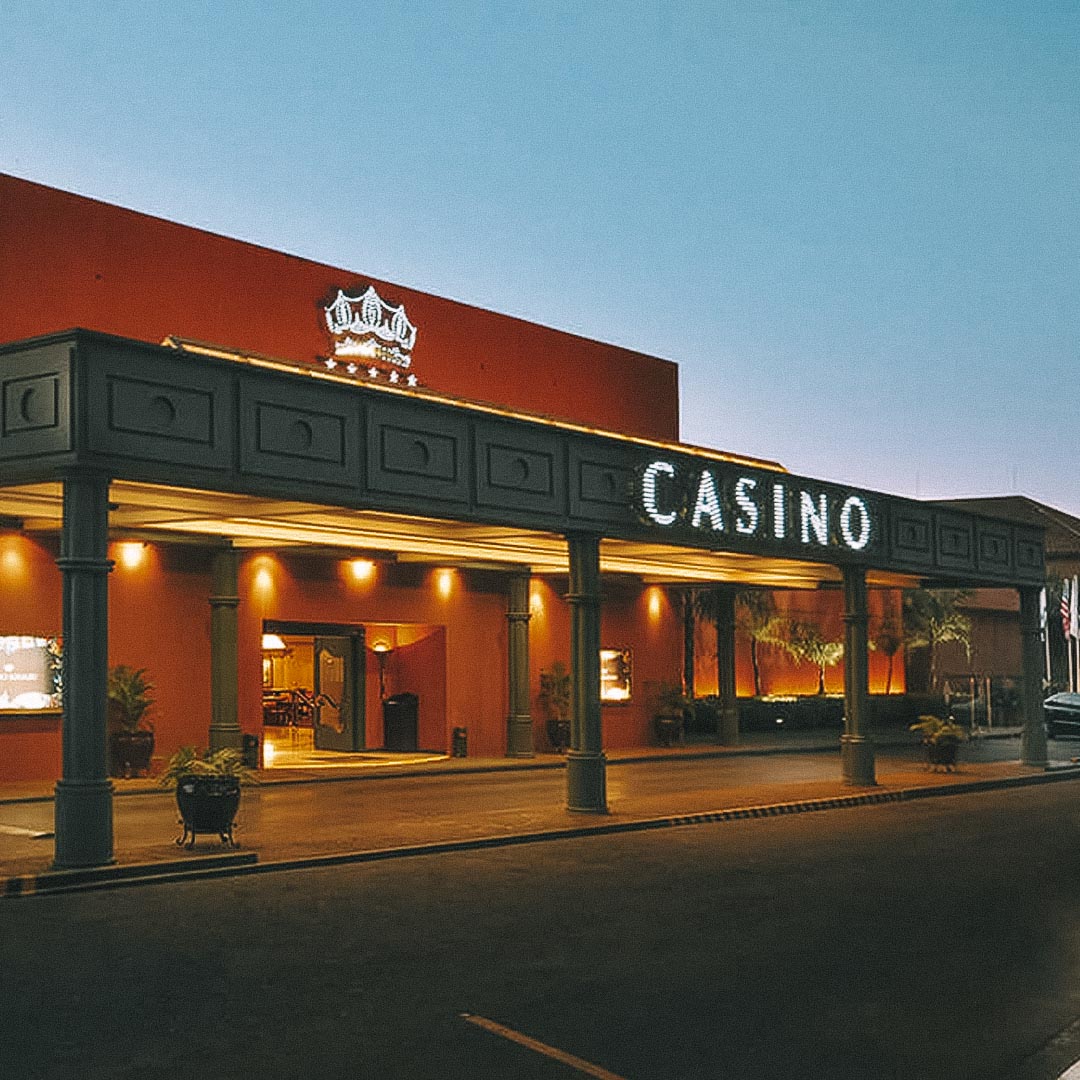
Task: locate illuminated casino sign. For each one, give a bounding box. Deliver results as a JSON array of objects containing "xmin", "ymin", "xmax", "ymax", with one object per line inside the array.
[
  {"xmin": 321, "ymin": 284, "xmax": 420, "ymax": 387},
  {"xmin": 637, "ymin": 459, "xmax": 877, "ymax": 554}
]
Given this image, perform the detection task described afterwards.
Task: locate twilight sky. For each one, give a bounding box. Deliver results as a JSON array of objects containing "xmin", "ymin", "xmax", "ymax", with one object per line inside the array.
[{"xmin": 3, "ymin": 3, "xmax": 1077, "ymax": 512}]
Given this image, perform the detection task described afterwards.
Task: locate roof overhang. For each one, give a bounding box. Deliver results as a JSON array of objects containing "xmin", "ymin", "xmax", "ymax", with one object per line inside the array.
[{"xmin": 0, "ymin": 330, "xmax": 1046, "ymax": 588}]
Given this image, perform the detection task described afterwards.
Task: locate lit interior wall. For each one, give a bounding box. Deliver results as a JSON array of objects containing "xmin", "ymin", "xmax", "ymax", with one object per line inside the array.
[
  {"xmin": 0, "ymin": 533, "xmax": 62, "ymax": 780},
  {"xmin": 363, "ymin": 625, "xmax": 446, "ymax": 750},
  {"xmin": 0, "ymin": 525, "xmax": 915, "ymax": 784},
  {"xmin": 239, "ymin": 554, "xmax": 507, "ymax": 757},
  {"xmin": 0, "ymin": 534, "xmax": 216, "ymax": 781},
  {"xmin": 527, "ymin": 576, "xmax": 683, "ymax": 750},
  {"xmin": 693, "ymin": 588, "xmax": 907, "ymax": 698},
  {"xmin": 108, "ymin": 541, "xmax": 214, "ymax": 760}
]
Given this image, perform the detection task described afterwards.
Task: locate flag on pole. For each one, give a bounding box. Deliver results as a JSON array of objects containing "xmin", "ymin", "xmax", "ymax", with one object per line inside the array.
[
  {"xmin": 1063, "ymin": 578, "xmax": 1072, "ymax": 640},
  {"xmin": 1071, "ymin": 575, "xmax": 1079, "ymax": 640}
]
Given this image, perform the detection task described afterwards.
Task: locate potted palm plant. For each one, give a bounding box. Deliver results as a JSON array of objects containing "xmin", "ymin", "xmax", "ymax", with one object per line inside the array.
[
  {"xmin": 107, "ymin": 665, "xmax": 155, "ymax": 778},
  {"xmin": 539, "ymin": 661, "xmax": 571, "ymax": 752},
  {"xmin": 910, "ymin": 715, "xmax": 966, "ymax": 772},
  {"xmin": 653, "ymin": 682, "xmax": 691, "ymax": 747},
  {"xmin": 160, "ymin": 746, "xmax": 255, "ymax": 848}
]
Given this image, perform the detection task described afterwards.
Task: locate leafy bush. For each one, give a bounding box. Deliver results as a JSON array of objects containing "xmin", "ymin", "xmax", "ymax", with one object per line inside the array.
[{"xmin": 160, "ymin": 746, "xmax": 256, "ymax": 788}]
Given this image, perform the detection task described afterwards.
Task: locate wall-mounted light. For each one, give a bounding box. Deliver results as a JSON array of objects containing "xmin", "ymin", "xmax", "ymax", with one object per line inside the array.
[
  {"xmin": 251, "ymin": 556, "xmax": 276, "ymax": 597},
  {"xmin": 435, "ymin": 568, "xmax": 455, "ymax": 599},
  {"xmin": 261, "ymin": 634, "xmax": 288, "ymax": 652},
  {"xmin": 117, "ymin": 541, "xmax": 147, "ymax": 569},
  {"xmin": 349, "ymin": 559, "xmax": 375, "ymax": 582}
]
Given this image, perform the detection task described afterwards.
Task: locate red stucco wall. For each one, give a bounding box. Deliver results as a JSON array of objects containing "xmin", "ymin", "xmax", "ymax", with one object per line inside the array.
[{"xmin": 0, "ymin": 173, "xmax": 680, "ymax": 441}]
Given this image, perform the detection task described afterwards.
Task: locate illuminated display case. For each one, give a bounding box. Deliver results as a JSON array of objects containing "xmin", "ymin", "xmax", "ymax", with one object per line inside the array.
[
  {"xmin": 0, "ymin": 636, "xmax": 62, "ymax": 713},
  {"xmin": 600, "ymin": 648, "xmax": 632, "ymax": 703}
]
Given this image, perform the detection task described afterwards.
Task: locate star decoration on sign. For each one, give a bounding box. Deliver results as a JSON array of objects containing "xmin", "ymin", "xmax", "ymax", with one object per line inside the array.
[
  {"xmin": 325, "ymin": 358, "xmax": 337, "ymax": 370},
  {"xmin": 367, "ymin": 367, "xmax": 379, "ymax": 379},
  {"xmin": 406, "ymin": 374, "xmax": 418, "ymax": 387},
  {"xmin": 389, "ymin": 371, "xmax": 400, "ymax": 384}
]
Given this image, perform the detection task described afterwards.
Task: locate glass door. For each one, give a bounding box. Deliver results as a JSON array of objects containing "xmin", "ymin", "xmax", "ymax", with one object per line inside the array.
[{"xmin": 313, "ymin": 632, "xmax": 364, "ymax": 751}]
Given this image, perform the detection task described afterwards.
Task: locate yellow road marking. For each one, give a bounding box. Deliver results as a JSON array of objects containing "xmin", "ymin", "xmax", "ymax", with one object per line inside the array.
[{"xmin": 460, "ymin": 1013, "xmax": 628, "ymax": 1080}]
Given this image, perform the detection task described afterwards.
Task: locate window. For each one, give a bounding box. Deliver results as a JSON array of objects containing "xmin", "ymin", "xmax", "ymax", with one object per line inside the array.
[{"xmin": 600, "ymin": 648, "xmax": 632, "ymax": 703}]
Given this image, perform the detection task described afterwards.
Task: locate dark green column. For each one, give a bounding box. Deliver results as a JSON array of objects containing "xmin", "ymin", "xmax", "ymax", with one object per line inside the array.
[
  {"xmin": 841, "ymin": 565, "xmax": 876, "ymax": 785},
  {"xmin": 209, "ymin": 545, "xmax": 242, "ymax": 752},
  {"xmin": 54, "ymin": 471, "xmax": 114, "ymax": 868},
  {"xmin": 566, "ymin": 534, "xmax": 606, "ymax": 812},
  {"xmin": 1019, "ymin": 585, "xmax": 1048, "ymax": 767},
  {"xmin": 714, "ymin": 586, "xmax": 739, "ymax": 745},
  {"xmin": 506, "ymin": 570, "xmax": 534, "ymax": 757}
]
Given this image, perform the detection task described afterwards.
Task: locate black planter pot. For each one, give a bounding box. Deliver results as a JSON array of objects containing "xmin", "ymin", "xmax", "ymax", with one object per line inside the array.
[
  {"xmin": 925, "ymin": 739, "xmax": 959, "ymax": 771},
  {"xmin": 546, "ymin": 719, "xmax": 570, "ymax": 753},
  {"xmin": 108, "ymin": 730, "xmax": 155, "ymax": 778},
  {"xmin": 175, "ymin": 774, "xmax": 241, "ymax": 849}
]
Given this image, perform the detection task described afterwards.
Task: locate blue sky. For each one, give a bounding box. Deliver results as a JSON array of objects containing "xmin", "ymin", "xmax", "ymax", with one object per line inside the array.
[{"xmin": 4, "ymin": 2, "xmax": 1077, "ymax": 512}]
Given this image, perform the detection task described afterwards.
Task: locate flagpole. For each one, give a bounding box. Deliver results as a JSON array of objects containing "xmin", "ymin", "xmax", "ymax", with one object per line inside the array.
[
  {"xmin": 1042, "ymin": 586, "xmax": 1051, "ymax": 687},
  {"xmin": 1067, "ymin": 574, "xmax": 1075, "ymax": 691}
]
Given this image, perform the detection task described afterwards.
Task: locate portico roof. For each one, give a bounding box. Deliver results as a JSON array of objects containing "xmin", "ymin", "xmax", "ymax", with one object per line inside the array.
[{"xmin": 0, "ymin": 329, "xmax": 1044, "ymax": 588}]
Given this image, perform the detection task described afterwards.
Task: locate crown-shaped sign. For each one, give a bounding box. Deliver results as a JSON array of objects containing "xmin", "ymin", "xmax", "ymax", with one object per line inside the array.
[{"xmin": 324, "ymin": 285, "xmax": 417, "ymax": 367}]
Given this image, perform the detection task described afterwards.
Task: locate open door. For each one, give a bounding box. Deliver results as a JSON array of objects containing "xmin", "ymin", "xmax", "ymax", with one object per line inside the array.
[{"xmin": 313, "ymin": 632, "xmax": 364, "ymax": 751}]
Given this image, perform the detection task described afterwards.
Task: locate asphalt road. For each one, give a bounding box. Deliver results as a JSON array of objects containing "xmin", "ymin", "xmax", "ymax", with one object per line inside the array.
[
  {"xmin": 4, "ymin": 736, "xmax": 1074, "ymax": 873},
  {"xmin": 4, "ymin": 782, "xmax": 1080, "ymax": 1080}
]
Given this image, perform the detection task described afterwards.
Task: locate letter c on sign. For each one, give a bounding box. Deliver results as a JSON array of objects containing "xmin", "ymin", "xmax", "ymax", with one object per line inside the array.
[{"xmin": 642, "ymin": 461, "xmax": 677, "ymax": 526}]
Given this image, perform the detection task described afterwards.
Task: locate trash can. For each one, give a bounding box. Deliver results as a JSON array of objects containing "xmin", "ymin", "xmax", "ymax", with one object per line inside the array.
[
  {"xmin": 452, "ymin": 726, "xmax": 468, "ymax": 758},
  {"xmin": 383, "ymin": 692, "xmax": 419, "ymax": 751},
  {"xmin": 242, "ymin": 733, "xmax": 260, "ymax": 769}
]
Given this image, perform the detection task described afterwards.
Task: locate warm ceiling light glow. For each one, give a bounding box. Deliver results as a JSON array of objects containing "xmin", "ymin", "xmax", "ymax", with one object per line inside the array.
[
  {"xmin": 118, "ymin": 541, "xmax": 147, "ymax": 569},
  {"xmin": 261, "ymin": 634, "xmax": 287, "ymax": 652},
  {"xmin": 371, "ymin": 640, "xmax": 392, "ymax": 654},
  {"xmin": 253, "ymin": 566, "xmax": 274, "ymax": 594},
  {"xmin": 435, "ymin": 568, "xmax": 455, "ymax": 598},
  {"xmin": 1, "ymin": 543, "xmax": 26, "ymax": 579},
  {"xmin": 647, "ymin": 587, "xmax": 663, "ymax": 621},
  {"xmin": 530, "ymin": 589, "xmax": 544, "ymax": 615},
  {"xmin": 349, "ymin": 559, "xmax": 375, "ymax": 581}
]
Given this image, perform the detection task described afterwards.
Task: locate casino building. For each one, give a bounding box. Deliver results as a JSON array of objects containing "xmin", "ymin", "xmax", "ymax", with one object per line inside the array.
[{"xmin": 0, "ymin": 174, "xmax": 1049, "ymax": 868}]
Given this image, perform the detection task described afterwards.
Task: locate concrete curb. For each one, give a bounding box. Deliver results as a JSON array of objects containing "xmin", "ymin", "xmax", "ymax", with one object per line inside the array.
[
  {"xmin": 5, "ymin": 764, "xmax": 1078, "ymax": 898},
  {"xmin": 3, "ymin": 850, "xmax": 257, "ymax": 897},
  {"xmin": 0, "ymin": 736, "xmax": 933, "ymax": 806}
]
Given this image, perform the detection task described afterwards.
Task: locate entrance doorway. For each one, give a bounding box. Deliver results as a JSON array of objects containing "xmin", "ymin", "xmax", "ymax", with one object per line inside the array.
[{"xmin": 261, "ymin": 621, "xmax": 366, "ymax": 759}]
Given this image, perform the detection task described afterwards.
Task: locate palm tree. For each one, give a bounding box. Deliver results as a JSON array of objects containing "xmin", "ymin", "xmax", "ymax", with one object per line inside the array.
[
  {"xmin": 871, "ymin": 619, "xmax": 903, "ymax": 694},
  {"xmin": 902, "ymin": 588, "xmax": 971, "ymax": 691},
  {"xmin": 783, "ymin": 620, "xmax": 844, "ymax": 695},
  {"xmin": 672, "ymin": 587, "xmax": 704, "ymax": 699},
  {"xmin": 735, "ymin": 589, "xmax": 784, "ymax": 696}
]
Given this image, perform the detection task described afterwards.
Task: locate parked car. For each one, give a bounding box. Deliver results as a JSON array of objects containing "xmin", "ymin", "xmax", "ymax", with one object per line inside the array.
[{"xmin": 1044, "ymin": 692, "xmax": 1080, "ymax": 739}]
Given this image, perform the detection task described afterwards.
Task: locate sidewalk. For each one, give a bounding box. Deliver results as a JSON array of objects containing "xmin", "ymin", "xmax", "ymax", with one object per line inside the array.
[{"xmin": 3, "ymin": 729, "xmax": 1078, "ymax": 895}]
